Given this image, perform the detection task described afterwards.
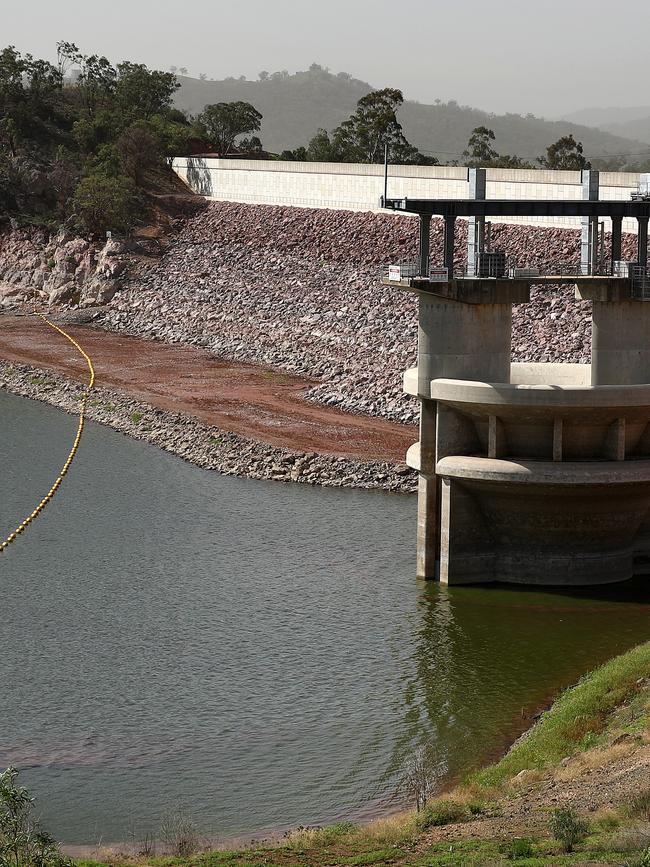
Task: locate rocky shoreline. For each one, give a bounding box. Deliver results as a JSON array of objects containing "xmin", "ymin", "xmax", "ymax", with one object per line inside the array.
[
  {"xmin": 1, "ymin": 200, "xmax": 640, "ymax": 490},
  {"xmin": 0, "ymin": 359, "xmax": 417, "ymax": 493}
]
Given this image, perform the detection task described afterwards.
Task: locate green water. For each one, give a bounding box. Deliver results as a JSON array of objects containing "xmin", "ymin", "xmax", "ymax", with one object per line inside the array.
[{"xmin": 1, "ymin": 391, "xmax": 649, "ymax": 844}]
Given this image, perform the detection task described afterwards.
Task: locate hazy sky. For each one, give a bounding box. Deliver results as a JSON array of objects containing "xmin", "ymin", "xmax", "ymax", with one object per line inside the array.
[{"xmin": 7, "ymin": 0, "xmax": 650, "ymax": 117}]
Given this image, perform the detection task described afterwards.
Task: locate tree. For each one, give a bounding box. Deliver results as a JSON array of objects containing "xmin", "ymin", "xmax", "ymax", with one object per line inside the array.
[
  {"xmin": 331, "ymin": 88, "xmax": 422, "ymax": 164},
  {"xmin": 72, "ymin": 171, "xmax": 142, "ymax": 235},
  {"xmin": 258, "ymin": 70, "xmax": 269, "ymax": 81},
  {"xmin": 179, "ymin": 67, "xmax": 188, "ymax": 76},
  {"xmin": 196, "ymin": 101, "xmax": 262, "ymax": 155},
  {"xmin": 115, "ymin": 62, "xmax": 179, "ymax": 120},
  {"xmin": 464, "ymin": 126, "xmax": 498, "ymax": 166},
  {"xmin": 199, "ymin": 73, "xmax": 207, "ymax": 81},
  {"xmin": 116, "ymin": 122, "xmax": 160, "ymax": 184},
  {"xmin": 50, "ymin": 147, "xmax": 80, "ymax": 216},
  {"xmin": 306, "ymin": 128, "xmax": 340, "ymax": 162},
  {"xmin": 0, "ymin": 766, "xmax": 70, "ymax": 867},
  {"xmin": 0, "ymin": 46, "xmax": 63, "ymax": 153},
  {"xmin": 539, "ymin": 134, "xmax": 590, "ymax": 170},
  {"xmin": 238, "ymin": 135, "xmax": 262, "ymax": 153},
  {"xmin": 56, "ymin": 45, "xmax": 116, "ymax": 118},
  {"xmin": 489, "ymin": 153, "xmax": 533, "ymax": 169}
]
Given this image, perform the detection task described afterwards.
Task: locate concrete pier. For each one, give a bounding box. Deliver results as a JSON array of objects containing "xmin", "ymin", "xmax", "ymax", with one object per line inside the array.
[{"xmin": 384, "ymin": 188, "xmax": 650, "ymax": 586}]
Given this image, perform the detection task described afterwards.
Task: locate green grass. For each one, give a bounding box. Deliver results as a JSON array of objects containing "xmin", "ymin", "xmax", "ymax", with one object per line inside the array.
[
  {"xmin": 130, "ymin": 411, "xmax": 143, "ymax": 425},
  {"xmin": 471, "ymin": 640, "xmax": 650, "ymax": 789},
  {"xmin": 28, "ymin": 374, "xmax": 50, "ymax": 386}
]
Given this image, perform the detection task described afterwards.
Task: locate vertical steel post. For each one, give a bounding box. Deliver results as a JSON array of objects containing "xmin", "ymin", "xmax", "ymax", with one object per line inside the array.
[
  {"xmin": 443, "ymin": 214, "xmax": 456, "ymax": 275},
  {"xmin": 611, "ymin": 215, "xmax": 623, "ymax": 267},
  {"xmin": 581, "ymin": 170, "xmax": 599, "ymax": 276},
  {"xmin": 467, "ymin": 168, "xmax": 486, "ymax": 276},
  {"xmin": 383, "ymin": 140, "xmax": 388, "ymax": 205},
  {"xmin": 419, "ymin": 214, "xmax": 431, "ymax": 277},
  {"xmin": 638, "ymin": 216, "xmax": 649, "ymax": 269}
]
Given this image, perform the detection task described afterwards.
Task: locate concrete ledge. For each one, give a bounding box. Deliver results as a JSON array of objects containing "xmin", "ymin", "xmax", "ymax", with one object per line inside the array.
[
  {"xmin": 383, "ymin": 278, "xmax": 531, "ymax": 304},
  {"xmin": 436, "ymin": 455, "xmax": 650, "ymax": 485},
  {"xmin": 511, "ymin": 362, "xmax": 591, "ymax": 386},
  {"xmin": 406, "ymin": 441, "xmax": 421, "ymax": 471},
  {"xmin": 430, "ymin": 378, "xmax": 650, "ymax": 408}
]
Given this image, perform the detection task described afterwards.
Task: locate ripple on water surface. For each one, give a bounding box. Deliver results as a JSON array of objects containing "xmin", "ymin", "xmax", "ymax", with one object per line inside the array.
[{"xmin": 1, "ymin": 391, "xmax": 650, "ymax": 844}]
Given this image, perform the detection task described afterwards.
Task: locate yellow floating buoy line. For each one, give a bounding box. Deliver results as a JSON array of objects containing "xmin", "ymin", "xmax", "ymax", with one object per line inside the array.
[{"xmin": 0, "ymin": 312, "xmax": 95, "ymax": 553}]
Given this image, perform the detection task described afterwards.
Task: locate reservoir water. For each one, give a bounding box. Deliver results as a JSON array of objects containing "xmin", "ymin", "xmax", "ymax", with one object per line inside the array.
[{"xmin": 1, "ymin": 390, "xmax": 650, "ymax": 845}]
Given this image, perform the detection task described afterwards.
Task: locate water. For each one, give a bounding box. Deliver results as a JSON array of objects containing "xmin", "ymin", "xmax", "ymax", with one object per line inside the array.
[{"xmin": 1, "ymin": 390, "xmax": 650, "ymax": 845}]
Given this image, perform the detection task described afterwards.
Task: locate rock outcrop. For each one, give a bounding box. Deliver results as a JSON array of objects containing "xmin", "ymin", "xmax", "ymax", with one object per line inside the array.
[{"xmin": 0, "ymin": 227, "xmax": 127, "ymax": 308}]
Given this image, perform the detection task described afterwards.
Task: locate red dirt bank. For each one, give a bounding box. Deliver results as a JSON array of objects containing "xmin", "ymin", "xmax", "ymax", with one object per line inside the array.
[{"xmin": 0, "ymin": 315, "xmax": 416, "ymax": 463}]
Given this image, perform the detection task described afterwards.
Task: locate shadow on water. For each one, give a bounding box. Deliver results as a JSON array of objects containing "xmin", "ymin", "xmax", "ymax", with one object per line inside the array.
[{"xmin": 380, "ymin": 576, "xmax": 650, "ymax": 807}]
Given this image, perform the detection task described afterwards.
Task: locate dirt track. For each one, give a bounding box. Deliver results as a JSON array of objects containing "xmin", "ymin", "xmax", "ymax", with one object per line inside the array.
[{"xmin": 0, "ymin": 315, "xmax": 416, "ymax": 462}]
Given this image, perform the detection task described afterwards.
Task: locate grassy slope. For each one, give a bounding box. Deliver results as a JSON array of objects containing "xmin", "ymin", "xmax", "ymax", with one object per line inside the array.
[
  {"xmin": 77, "ymin": 642, "xmax": 650, "ymax": 866},
  {"xmin": 174, "ymin": 70, "xmax": 650, "ymax": 161}
]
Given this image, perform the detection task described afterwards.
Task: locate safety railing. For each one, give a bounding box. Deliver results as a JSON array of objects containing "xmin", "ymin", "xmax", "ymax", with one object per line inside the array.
[
  {"xmin": 632, "ymin": 267, "xmax": 650, "ymax": 300},
  {"xmin": 386, "ymin": 258, "xmax": 642, "ymax": 283}
]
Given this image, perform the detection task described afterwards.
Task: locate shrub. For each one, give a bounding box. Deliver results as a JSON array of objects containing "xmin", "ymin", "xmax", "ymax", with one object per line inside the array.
[
  {"xmin": 159, "ymin": 809, "xmax": 198, "ymax": 857},
  {"xmin": 416, "ymin": 799, "xmax": 468, "ymax": 830},
  {"xmin": 627, "ymin": 788, "xmax": 650, "ymax": 821},
  {"xmin": 0, "ymin": 766, "xmax": 70, "ymax": 867},
  {"xmin": 499, "ymin": 837, "xmax": 534, "ymax": 859},
  {"xmin": 400, "ymin": 744, "xmax": 440, "ymax": 811},
  {"xmin": 550, "ymin": 807, "xmax": 589, "ymax": 852},
  {"xmin": 72, "ymin": 171, "xmax": 143, "ymax": 237}
]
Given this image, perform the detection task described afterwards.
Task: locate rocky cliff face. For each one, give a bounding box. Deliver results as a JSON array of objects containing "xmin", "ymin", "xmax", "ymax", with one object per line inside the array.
[{"xmin": 0, "ymin": 226, "xmax": 128, "ymax": 308}]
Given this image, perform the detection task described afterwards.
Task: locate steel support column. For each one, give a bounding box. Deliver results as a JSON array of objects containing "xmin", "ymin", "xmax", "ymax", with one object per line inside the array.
[
  {"xmin": 467, "ymin": 168, "xmax": 486, "ymax": 276},
  {"xmin": 638, "ymin": 216, "xmax": 649, "ymax": 269},
  {"xmin": 443, "ymin": 214, "xmax": 456, "ymax": 274},
  {"xmin": 611, "ymin": 215, "xmax": 623, "ymax": 266},
  {"xmin": 419, "ymin": 214, "xmax": 431, "ymax": 277},
  {"xmin": 581, "ymin": 170, "xmax": 599, "ymax": 275}
]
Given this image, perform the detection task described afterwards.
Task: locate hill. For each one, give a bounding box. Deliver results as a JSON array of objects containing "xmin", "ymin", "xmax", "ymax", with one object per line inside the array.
[
  {"xmin": 562, "ymin": 105, "xmax": 650, "ymax": 146},
  {"xmin": 561, "ymin": 104, "xmax": 650, "ymax": 128},
  {"xmin": 174, "ymin": 67, "xmax": 650, "ymax": 165}
]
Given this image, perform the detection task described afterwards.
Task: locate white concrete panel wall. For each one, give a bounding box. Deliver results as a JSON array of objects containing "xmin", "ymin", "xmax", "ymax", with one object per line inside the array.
[{"xmin": 172, "ymin": 157, "xmax": 643, "ymax": 233}]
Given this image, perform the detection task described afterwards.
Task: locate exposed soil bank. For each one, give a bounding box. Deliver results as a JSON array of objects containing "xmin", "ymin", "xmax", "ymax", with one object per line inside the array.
[
  {"xmin": 0, "ymin": 357, "xmax": 416, "ymax": 492},
  {"xmin": 0, "ymin": 313, "xmax": 416, "ymax": 462}
]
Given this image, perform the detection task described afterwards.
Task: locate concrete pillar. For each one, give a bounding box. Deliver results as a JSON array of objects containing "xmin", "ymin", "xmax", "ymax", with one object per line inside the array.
[
  {"xmin": 467, "ymin": 168, "xmax": 486, "ymax": 277},
  {"xmin": 581, "ymin": 170, "xmax": 599, "ymax": 276},
  {"xmin": 592, "ymin": 301, "xmax": 650, "ymax": 384},
  {"xmin": 417, "ymin": 399, "xmax": 438, "ymax": 579},
  {"xmin": 419, "ymin": 215, "xmax": 431, "ymax": 277},
  {"xmin": 443, "ymin": 215, "xmax": 456, "ymax": 275},
  {"xmin": 418, "ymin": 293, "xmax": 512, "ymax": 393},
  {"xmin": 611, "ymin": 215, "xmax": 623, "ymax": 268},
  {"xmin": 638, "ymin": 216, "xmax": 649, "ymax": 269},
  {"xmin": 415, "ymin": 293, "xmax": 512, "ymax": 579},
  {"xmin": 438, "ymin": 477, "xmax": 494, "ymax": 584}
]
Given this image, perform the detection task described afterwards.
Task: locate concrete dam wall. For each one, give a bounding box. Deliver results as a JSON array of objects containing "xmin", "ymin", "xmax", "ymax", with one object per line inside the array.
[{"xmin": 172, "ymin": 157, "xmax": 643, "ymax": 232}]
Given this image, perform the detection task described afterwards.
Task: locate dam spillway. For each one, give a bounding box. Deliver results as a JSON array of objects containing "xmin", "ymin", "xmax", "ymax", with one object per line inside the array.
[{"xmin": 384, "ymin": 170, "xmax": 650, "ymax": 586}]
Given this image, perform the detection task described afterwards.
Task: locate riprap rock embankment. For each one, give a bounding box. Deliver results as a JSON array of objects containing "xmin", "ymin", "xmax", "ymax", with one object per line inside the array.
[{"xmin": 101, "ymin": 202, "xmax": 637, "ymax": 425}]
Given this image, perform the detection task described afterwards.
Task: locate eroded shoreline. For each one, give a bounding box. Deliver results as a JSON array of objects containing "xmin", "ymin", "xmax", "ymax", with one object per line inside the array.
[{"xmin": 0, "ymin": 360, "xmax": 416, "ymax": 492}]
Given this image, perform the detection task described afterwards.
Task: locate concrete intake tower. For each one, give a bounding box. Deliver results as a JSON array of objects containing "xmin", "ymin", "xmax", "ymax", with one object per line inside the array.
[{"xmin": 384, "ymin": 170, "xmax": 650, "ymax": 586}]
